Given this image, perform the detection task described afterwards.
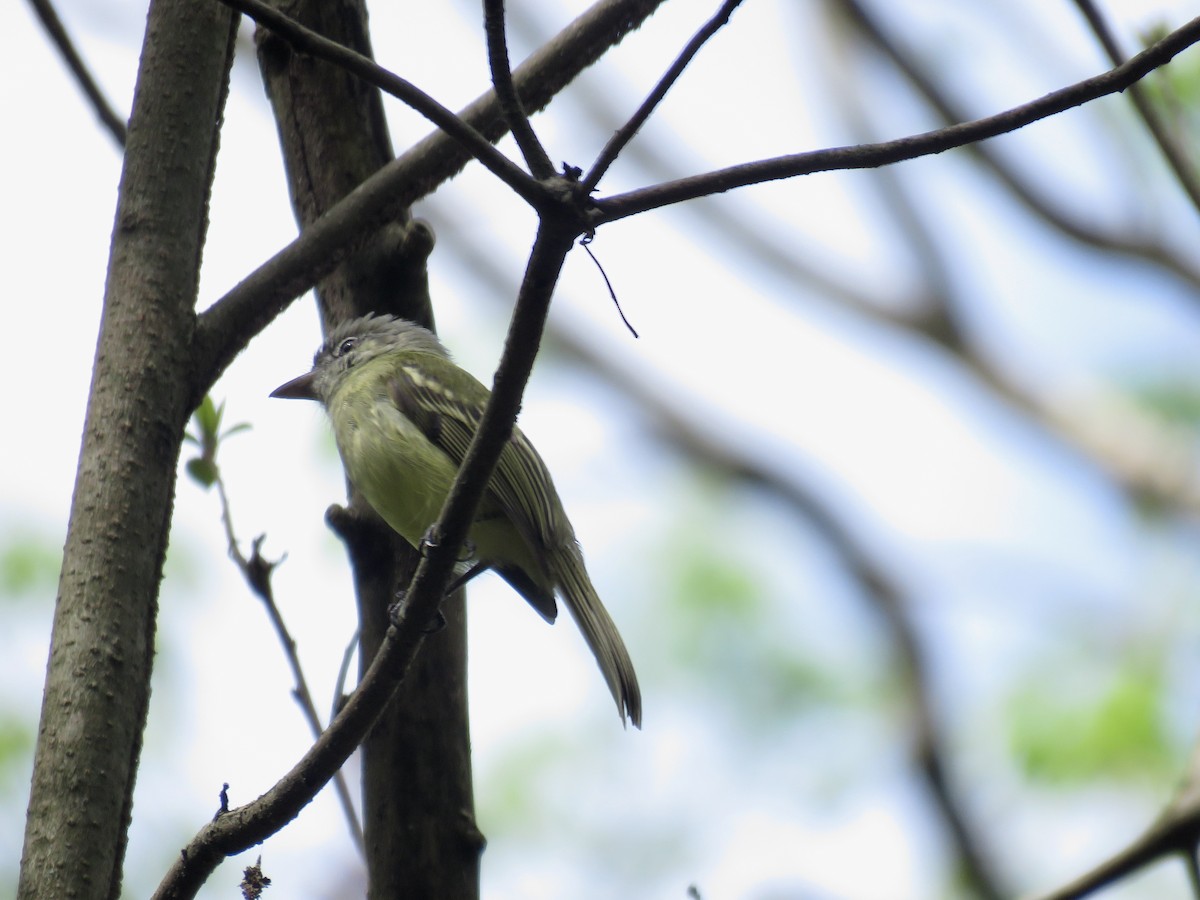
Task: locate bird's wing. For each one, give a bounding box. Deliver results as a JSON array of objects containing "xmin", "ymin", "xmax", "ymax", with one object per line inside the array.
[{"xmin": 388, "ymin": 356, "xmax": 569, "ymax": 553}]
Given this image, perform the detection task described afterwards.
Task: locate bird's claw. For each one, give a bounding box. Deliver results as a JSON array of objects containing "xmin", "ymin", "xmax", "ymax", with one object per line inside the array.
[
  {"xmin": 418, "ymin": 527, "xmax": 475, "ymax": 562},
  {"xmin": 387, "ymin": 591, "xmax": 407, "ymax": 626},
  {"xmin": 418, "ymin": 526, "xmax": 440, "ymax": 556},
  {"xmin": 423, "ymin": 609, "xmax": 447, "ymax": 634},
  {"xmin": 389, "ymin": 588, "xmax": 446, "ymax": 633}
]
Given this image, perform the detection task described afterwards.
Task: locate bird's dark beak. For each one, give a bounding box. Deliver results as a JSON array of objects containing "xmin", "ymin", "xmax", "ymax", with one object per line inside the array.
[{"xmin": 270, "ymin": 371, "xmax": 319, "ymax": 401}]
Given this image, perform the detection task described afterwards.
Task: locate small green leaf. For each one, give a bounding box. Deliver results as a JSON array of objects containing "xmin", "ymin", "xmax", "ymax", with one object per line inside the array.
[
  {"xmin": 186, "ymin": 457, "xmax": 218, "ymax": 489},
  {"xmin": 185, "ymin": 397, "xmax": 251, "ymax": 492},
  {"xmin": 193, "ymin": 395, "xmax": 221, "ymax": 440},
  {"xmin": 222, "ymin": 422, "xmax": 252, "ymax": 440}
]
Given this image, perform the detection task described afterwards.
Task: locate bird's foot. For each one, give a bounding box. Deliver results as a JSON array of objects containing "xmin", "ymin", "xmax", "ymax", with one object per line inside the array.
[
  {"xmin": 418, "ymin": 527, "xmax": 475, "ymax": 562},
  {"xmin": 388, "ymin": 588, "xmax": 447, "ymax": 633}
]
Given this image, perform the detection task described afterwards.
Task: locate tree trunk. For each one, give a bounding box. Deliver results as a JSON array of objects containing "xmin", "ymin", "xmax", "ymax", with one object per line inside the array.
[{"xmin": 18, "ymin": 3, "xmax": 238, "ymax": 898}]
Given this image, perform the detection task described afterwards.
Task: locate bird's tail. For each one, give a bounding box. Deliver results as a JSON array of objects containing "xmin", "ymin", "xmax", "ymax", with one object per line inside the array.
[{"xmin": 552, "ymin": 546, "xmax": 642, "ymax": 728}]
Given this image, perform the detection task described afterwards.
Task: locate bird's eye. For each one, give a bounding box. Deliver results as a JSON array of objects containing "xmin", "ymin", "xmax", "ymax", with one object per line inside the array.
[{"xmin": 337, "ymin": 337, "xmax": 357, "ymax": 357}]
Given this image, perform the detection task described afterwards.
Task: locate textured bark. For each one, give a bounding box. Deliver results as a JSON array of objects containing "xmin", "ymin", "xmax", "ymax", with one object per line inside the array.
[
  {"xmin": 17, "ymin": 3, "xmax": 237, "ymax": 898},
  {"xmin": 255, "ymin": 1, "xmax": 480, "ymax": 896}
]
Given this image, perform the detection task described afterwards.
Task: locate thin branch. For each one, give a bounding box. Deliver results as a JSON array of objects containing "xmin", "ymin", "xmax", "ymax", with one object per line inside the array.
[
  {"xmin": 218, "ymin": 0, "xmax": 540, "ymax": 206},
  {"xmin": 592, "ymin": 15, "xmax": 1200, "ymax": 223},
  {"xmin": 191, "ymin": 0, "xmax": 666, "ymax": 405},
  {"xmin": 484, "ymin": 0, "xmax": 554, "ymax": 178},
  {"xmin": 1072, "ymin": 0, "xmax": 1200, "ymax": 217},
  {"xmin": 584, "ymin": 0, "xmax": 744, "ymax": 190},
  {"xmin": 27, "ymin": 0, "xmax": 127, "ymax": 147},
  {"xmin": 211, "ymin": 473, "xmax": 364, "ymax": 855}
]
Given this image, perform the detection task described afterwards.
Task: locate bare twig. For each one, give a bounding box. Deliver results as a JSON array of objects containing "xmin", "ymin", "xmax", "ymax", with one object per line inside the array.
[
  {"xmin": 584, "ymin": 0, "xmax": 745, "ymax": 190},
  {"xmin": 1072, "ymin": 0, "xmax": 1200, "ymax": 217},
  {"xmin": 332, "ymin": 631, "xmax": 359, "ymax": 724},
  {"xmin": 27, "ymin": 0, "xmax": 127, "ymax": 147},
  {"xmin": 592, "ymin": 15, "xmax": 1200, "ymax": 223},
  {"xmin": 484, "ymin": 0, "xmax": 554, "ymax": 178},
  {"xmin": 211, "ymin": 470, "xmax": 364, "ymax": 854}
]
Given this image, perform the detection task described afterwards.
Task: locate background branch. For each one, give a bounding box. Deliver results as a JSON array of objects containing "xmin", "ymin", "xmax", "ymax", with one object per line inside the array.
[
  {"xmin": 27, "ymin": 0, "xmax": 127, "ymax": 147},
  {"xmin": 438, "ymin": 211, "xmax": 1008, "ymax": 899},
  {"xmin": 1071, "ymin": 0, "xmax": 1200, "ymax": 216}
]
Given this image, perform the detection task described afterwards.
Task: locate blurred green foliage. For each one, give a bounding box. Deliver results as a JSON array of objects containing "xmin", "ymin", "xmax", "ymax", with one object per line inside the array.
[
  {"xmin": 657, "ymin": 484, "xmax": 848, "ymax": 731},
  {"xmin": 0, "ymin": 713, "xmax": 34, "ymax": 787},
  {"xmin": 1141, "ymin": 21, "xmax": 1200, "ymax": 153},
  {"xmin": 1126, "ymin": 379, "xmax": 1200, "ymax": 429},
  {"xmin": 0, "ymin": 532, "xmax": 60, "ymax": 598},
  {"xmin": 1007, "ymin": 655, "xmax": 1176, "ymax": 784}
]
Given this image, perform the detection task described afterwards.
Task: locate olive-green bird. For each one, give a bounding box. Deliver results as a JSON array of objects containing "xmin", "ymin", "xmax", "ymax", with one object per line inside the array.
[{"xmin": 272, "ymin": 314, "xmax": 642, "ymax": 727}]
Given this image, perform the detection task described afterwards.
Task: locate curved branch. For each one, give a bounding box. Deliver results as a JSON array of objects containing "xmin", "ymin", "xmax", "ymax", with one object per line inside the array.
[
  {"xmin": 27, "ymin": 0, "xmax": 127, "ymax": 147},
  {"xmin": 592, "ymin": 16, "xmax": 1200, "ymax": 223}
]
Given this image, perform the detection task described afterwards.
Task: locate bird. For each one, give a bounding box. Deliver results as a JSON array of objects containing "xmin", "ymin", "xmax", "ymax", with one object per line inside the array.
[{"xmin": 272, "ymin": 314, "xmax": 642, "ymax": 727}]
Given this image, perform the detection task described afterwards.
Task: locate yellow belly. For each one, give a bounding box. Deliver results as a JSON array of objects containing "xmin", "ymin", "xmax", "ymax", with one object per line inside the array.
[{"xmin": 331, "ymin": 386, "xmax": 457, "ymax": 547}]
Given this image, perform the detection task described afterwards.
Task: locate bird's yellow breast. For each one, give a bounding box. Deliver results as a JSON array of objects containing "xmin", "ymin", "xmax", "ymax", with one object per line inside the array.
[{"xmin": 328, "ymin": 372, "xmax": 458, "ymax": 547}]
